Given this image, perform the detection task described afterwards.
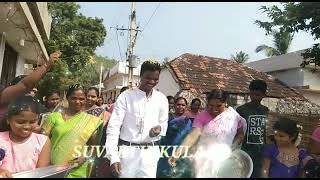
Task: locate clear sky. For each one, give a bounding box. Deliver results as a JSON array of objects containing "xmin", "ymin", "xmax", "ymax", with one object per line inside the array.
[{"xmin": 78, "ymin": 2, "xmax": 316, "ymax": 63}]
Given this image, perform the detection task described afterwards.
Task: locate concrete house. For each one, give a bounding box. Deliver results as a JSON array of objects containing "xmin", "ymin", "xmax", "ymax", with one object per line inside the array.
[
  {"xmin": 102, "ymin": 61, "xmax": 141, "ymax": 102},
  {"xmin": 0, "ymin": 2, "xmax": 52, "ymax": 87},
  {"xmin": 246, "ymin": 50, "xmax": 320, "ymax": 105}
]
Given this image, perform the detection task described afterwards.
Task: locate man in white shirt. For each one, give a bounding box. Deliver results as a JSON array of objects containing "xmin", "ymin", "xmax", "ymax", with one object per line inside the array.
[{"xmin": 106, "ymin": 60, "xmax": 169, "ymax": 178}]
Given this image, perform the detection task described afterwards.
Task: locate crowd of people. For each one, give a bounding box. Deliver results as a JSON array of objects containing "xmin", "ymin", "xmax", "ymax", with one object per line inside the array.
[{"xmin": 0, "ymin": 52, "xmax": 319, "ymax": 178}]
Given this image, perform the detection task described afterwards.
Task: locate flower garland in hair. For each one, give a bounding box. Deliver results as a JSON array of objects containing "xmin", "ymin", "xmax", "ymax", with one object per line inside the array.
[
  {"xmin": 295, "ymin": 124, "xmax": 303, "ymax": 147},
  {"xmin": 145, "ymin": 59, "xmax": 160, "ymax": 65}
]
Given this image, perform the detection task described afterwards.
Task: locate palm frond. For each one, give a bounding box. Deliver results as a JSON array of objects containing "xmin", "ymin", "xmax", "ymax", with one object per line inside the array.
[
  {"xmin": 255, "ymin": 30, "xmax": 294, "ymax": 57},
  {"xmin": 231, "ymin": 51, "xmax": 249, "ymax": 63}
]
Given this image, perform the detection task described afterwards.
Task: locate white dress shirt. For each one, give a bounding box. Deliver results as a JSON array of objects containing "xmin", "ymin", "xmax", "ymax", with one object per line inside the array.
[{"xmin": 106, "ymin": 88, "xmax": 169, "ymax": 165}]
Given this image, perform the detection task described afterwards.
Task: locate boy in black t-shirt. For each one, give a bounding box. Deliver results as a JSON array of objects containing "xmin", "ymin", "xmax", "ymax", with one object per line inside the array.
[{"xmin": 236, "ymin": 80, "xmax": 269, "ymax": 178}]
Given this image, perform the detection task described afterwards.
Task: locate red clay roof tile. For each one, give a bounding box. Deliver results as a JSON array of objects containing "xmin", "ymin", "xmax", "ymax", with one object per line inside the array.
[{"xmin": 168, "ymin": 53, "xmax": 305, "ymax": 100}]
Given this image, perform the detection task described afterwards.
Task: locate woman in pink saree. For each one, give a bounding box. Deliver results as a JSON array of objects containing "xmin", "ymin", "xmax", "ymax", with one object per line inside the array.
[{"xmin": 168, "ymin": 89, "xmax": 247, "ymax": 177}]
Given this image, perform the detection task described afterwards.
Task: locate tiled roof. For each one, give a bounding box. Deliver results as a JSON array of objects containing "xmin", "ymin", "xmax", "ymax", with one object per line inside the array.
[{"xmin": 167, "ymin": 53, "xmax": 305, "ymax": 100}]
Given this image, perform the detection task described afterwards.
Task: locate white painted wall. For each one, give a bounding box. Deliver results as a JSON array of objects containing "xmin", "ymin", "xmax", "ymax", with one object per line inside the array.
[
  {"xmin": 0, "ymin": 33, "xmax": 5, "ymax": 78},
  {"xmin": 19, "ymin": 2, "xmax": 49, "ymax": 61},
  {"xmin": 303, "ymin": 70, "xmax": 320, "ymax": 90},
  {"xmin": 108, "ymin": 61, "xmax": 141, "ymax": 77},
  {"xmin": 15, "ymin": 54, "xmax": 25, "ymax": 76},
  {"xmin": 104, "ymin": 74, "xmax": 140, "ymax": 91},
  {"xmin": 246, "ymin": 50, "xmax": 304, "ymax": 72},
  {"xmin": 155, "ymin": 68, "xmax": 180, "ymax": 96},
  {"xmin": 104, "ymin": 74, "xmax": 126, "ymax": 91},
  {"xmin": 122, "ymin": 75, "xmax": 140, "ymax": 87},
  {"xmin": 268, "ymin": 68, "xmax": 304, "ymax": 87},
  {"xmin": 103, "ymin": 72, "xmax": 140, "ymax": 102},
  {"xmin": 302, "ymin": 90, "xmax": 320, "ymax": 105},
  {"xmin": 35, "ymin": 2, "xmax": 52, "ymax": 40}
]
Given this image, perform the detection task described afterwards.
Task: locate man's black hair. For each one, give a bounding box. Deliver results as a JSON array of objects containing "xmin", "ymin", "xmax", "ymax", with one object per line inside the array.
[
  {"xmin": 140, "ymin": 60, "xmax": 161, "ymax": 77},
  {"xmin": 249, "ymin": 79, "xmax": 267, "ymax": 94}
]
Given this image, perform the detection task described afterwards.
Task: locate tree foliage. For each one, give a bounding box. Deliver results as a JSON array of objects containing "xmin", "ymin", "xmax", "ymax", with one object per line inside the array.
[
  {"xmin": 230, "ymin": 51, "xmax": 249, "ymax": 64},
  {"xmin": 255, "ymin": 30, "xmax": 293, "ymax": 57},
  {"xmin": 74, "ymin": 55, "xmax": 117, "ymax": 87},
  {"xmin": 37, "ymin": 2, "xmax": 110, "ymax": 100},
  {"xmin": 47, "ymin": 2, "xmax": 106, "ymax": 71},
  {"xmin": 255, "ymin": 2, "xmax": 320, "ymax": 66}
]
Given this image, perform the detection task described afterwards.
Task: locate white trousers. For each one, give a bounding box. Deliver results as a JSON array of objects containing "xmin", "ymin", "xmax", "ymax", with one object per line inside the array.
[{"xmin": 119, "ymin": 145, "xmax": 160, "ymax": 178}]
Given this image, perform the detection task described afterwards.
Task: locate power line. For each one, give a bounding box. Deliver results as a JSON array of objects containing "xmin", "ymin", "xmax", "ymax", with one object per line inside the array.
[
  {"xmin": 115, "ymin": 29, "xmax": 123, "ymax": 61},
  {"xmin": 140, "ymin": 2, "xmax": 161, "ymax": 32}
]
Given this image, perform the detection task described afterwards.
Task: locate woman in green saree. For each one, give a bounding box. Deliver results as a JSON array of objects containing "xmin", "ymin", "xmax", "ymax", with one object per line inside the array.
[{"xmin": 41, "ymin": 84, "xmax": 103, "ymax": 178}]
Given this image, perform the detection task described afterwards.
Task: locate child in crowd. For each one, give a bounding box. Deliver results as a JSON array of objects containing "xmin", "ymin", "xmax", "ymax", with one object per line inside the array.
[
  {"xmin": 0, "ymin": 96, "xmax": 51, "ymax": 178},
  {"xmin": 301, "ymin": 127, "xmax": 320, "ymax": 178},
  {"xmin": 262, "ymin": 118, "xmax": 306, "ymax": 178},
  {"xmin": 184, "ymin": 98, "xmax": 202, "ymax": 123},
  {"xmin": 167, "ymin": 96, "xmax": 175, "ymax": 116}
]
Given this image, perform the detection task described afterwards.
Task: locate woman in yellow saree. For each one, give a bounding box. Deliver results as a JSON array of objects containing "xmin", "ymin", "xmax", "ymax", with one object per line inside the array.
[{"xmin": 41, "ymin": 84, "xmax": 103, "ymax": 178}]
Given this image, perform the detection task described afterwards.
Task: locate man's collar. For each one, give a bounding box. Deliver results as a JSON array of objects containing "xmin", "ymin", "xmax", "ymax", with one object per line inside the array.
[{"xmin": 137, "ymin": 87, "xmax": 154, "ymax": 98}]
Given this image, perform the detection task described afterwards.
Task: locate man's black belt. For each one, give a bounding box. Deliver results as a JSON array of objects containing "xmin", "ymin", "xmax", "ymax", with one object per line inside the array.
[{"xmin": 118, "ymin": 139, "xmax": 160, "ymax": 146}]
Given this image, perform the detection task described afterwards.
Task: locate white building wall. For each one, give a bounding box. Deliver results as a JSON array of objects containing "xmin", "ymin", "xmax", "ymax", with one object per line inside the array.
[
  {"xmin": 15, "ymin": 54, "xmax": 25, "ymax": 76},
  {"xmin": 103, "ymin": 73, "xmax": 140, "ymax": 101},
  {"xmin": 267, "ymin": 68, "xmax": 304, "ymax": 87},
  {"xmin": 246, "ymin": 50, "xmax": 304, "ymax": 72},
  {"xmin": 155, "ymin": 68, "xmax": 180, "ymax": 96},
  {"xmin": 104, "ymin": 75, "xmax": 125, "ymax": 91},
  {"xmin": 35, "ymin": 2, "xmax": 52, "ymax": 39},
  {"xmin": 302, "ymin": 91, "xmax": 320, "ymax": 105},
  {"xmin": 303, "ymin": 70, "xmax": 320, "ymax": 90},
  {"xmin": 0, "ymin": 33, "xmax": 5, "ymax": 78},
  {"xmin": 108, "ymin": 61, "xmax": 141, "ymax": 77}
]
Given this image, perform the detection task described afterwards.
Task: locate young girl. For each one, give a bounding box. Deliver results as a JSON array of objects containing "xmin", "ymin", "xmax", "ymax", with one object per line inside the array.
[
  {"xmin": 262, "ymin": 118, "xmax": 306, "ymax": 178},
  {"xmin": 0, "ymin": 96, "xmax": 51, "ymax": 178},
  {"xmin": 301, "ymin": 127, "xmax": 320, "ymax": 178},
  {"xmin": 45, "ymin": 90, "xmax": 61, "ymax": 112}
]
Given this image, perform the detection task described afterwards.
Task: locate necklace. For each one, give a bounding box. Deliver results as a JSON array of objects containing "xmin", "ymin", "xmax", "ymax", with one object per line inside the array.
[{"xmin": 277, "ymin": 150, "xmax": 299, "ymax": 168}]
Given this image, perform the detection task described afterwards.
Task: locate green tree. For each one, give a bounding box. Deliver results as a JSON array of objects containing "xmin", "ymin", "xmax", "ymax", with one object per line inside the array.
[
  {"xmin": 76, "ymin": 55, "xmax": 117, "ymax": 86},
  {"xmin": 47, "ymin": 2, "xmax": 106, "ymax": 71},
  {"xmin": 38, "ymin": 2, "xmax": 108, "ymax": 100},
  {"xmin": 230, "ymin": 51, "xmax": 249, "ymax": 64},
  {"xmin": 255, "ymin": 30, "xmax": 293, "ymax": 57},
  {"xmin": 255, "ymin": 3, "xmax": 320, "ymax": 66}
]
